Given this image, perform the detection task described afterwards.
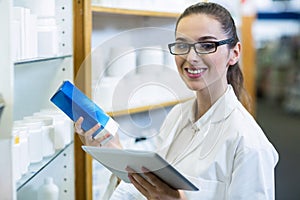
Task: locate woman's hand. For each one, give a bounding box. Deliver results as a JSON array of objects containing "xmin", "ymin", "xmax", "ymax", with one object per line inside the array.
[
  {"xmin": 74, "ymin": 116, "xmax": 122, "ymax": 149},
  {"xmin": 126, "ymin": 167, "xmax": 186, "ymax": 200}
]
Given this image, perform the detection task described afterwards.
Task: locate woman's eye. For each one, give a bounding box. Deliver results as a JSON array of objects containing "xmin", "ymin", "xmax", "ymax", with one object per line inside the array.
[
  {"xmin": 199, "ymin": 43, "xmax": 215, "ymax": 50},
  {"xmin": 175, "ymin": 43, "xmax": 189, "ymax": 50}
]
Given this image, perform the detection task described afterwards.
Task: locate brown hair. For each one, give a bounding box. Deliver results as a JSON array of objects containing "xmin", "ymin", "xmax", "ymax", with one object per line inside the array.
[{"xmin": 175, "ymin": 2, "xmax": 248, "ymax": 102}]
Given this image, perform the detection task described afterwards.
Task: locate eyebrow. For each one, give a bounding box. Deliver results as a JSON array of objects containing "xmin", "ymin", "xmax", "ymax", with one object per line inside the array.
[{"xmin": 175, "ymin": 36, "xmax": 218, "ymax": 42}]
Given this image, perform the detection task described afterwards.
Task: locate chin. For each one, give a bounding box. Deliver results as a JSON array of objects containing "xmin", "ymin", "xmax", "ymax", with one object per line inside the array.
[{"xmin": 186, "ymin": 83, "xmax": 207, "ymax": 92}]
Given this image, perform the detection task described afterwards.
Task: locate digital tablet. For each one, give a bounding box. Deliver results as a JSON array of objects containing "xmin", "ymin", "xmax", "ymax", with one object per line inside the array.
[{"xmin": 82, "ymin": 146, "xmax": 199, "ymax": 191}]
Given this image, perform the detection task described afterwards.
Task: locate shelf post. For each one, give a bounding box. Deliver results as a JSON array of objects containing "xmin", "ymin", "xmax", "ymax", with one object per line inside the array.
[
  {"xmin": 241, "ymin": 1, "xmax": 257, "ymax": 116},
  {"xmin": 73, "ymin": 0, "xmax": 93, "ymax": 200}
]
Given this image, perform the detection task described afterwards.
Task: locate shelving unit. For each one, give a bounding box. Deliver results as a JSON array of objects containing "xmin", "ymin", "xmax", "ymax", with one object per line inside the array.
[
  {"xmin": 0, "ymin": 0, "xmax": 74, "ymax": 199},
  {"xmin": 73, "ymin": 1, "xmax": 256, "ymax": 199},
  {"xmin": 74, "ymin": 2, "xmax": 187, "ymax": 200}
]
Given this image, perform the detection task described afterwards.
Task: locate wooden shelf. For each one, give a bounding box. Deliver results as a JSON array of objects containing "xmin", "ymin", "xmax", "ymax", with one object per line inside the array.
[
  {"xmin": 91, "ymin": 5, "xmax": 180, "ymax": 18},
  {"xmin": 107, "ymin": 97, "xmax": 193, "ymax": 117}
]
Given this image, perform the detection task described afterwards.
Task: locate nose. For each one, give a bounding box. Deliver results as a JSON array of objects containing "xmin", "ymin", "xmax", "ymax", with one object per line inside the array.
[{"xmin": 186, "ymin": 46, "xmax": 199, "ymax": 62}]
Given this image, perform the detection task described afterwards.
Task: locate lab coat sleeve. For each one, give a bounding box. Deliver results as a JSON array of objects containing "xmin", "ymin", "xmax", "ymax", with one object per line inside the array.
[{"xmin": 227, "ymin": 143, "xmax": 278, "ymax": 200}]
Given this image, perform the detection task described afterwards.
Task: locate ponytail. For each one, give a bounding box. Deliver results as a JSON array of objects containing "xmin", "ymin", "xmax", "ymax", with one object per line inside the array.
[{"xmin": 227, "ymin": 63, "xmax": 251, "ymax": 109}]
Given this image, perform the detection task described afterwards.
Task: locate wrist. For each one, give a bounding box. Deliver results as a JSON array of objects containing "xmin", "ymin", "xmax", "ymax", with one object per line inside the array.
[{"xmin": 178, "ymin": 190, "xmax": 187, "ymax": 200}]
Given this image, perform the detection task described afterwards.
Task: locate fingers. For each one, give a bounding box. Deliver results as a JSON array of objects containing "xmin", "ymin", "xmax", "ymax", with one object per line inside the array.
[
  {"xmin": 126, "ymin": 166, "xmax": 181, "ymax": 199},
  {"xmin": 141, "ymin": 167, "xmax": 164, "ymax": 187},
  {"xmin": 74, "ymin": 117, "xmax": 84, "ymax": 135},
  {"xmin": 75, "ymin": 117, "xmax": 101, "ymax": 136},
  {"xmin": 126, "ymin": 167, "xmax": 154, "ymax": 198},
  {"xmin": 74, "ymin": 117, "xmax": 102, "ymax": 146}
]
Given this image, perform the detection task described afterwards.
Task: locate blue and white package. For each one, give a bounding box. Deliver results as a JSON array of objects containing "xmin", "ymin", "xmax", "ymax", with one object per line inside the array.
[{"xmin": 50, "ymin": 80, "xmax": 119, "ymax": 144}]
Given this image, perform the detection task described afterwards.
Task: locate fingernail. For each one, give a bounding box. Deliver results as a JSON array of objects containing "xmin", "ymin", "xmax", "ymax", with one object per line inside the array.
[
  {"xmin": 141, "ymin": 167, "xmax": 149, "ymax": 172},
  {"xmin": 128, "ymin": 174, "xmax": 132, "ymax": 182}
]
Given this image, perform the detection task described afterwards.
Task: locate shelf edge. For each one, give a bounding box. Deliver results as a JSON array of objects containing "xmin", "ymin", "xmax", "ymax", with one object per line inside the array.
[
  {"xmin": 107, "ymin": 97, "xmax": 194, "ymax": 117},
  {"xmin": 14, "ymin": 55, "xmax": 72, "ymax": 66},
  {"xmin": 91, "ymin": 5, "xmax": 180, "ymax": 18}
]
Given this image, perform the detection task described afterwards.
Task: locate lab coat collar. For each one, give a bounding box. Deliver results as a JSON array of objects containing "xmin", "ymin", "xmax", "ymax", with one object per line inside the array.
[
  {"xmin": 159, "ymin": 85, "xmax": 239, "ymax": 162},
  {"xmin": 172, "ymin": 85, "xmax": 239, "ymax": 163},
  {"xmin": 190, "ymin": 85, "xmax": 238, "ymax": 130}
]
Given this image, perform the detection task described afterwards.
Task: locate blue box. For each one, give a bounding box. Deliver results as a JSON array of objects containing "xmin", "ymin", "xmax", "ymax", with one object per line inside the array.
[{"xmin": 50, "ymin": 80, "xmax": 118, "ymax": 142}]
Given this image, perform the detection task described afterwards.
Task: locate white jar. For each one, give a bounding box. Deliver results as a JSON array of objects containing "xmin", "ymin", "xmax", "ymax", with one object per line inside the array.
[
  {"xmin": 15, "ymin": 120, "xmax": 43, "ymax": 163},
  {"xmin": 106, "ymin": 46, "xmax": 136, "ymax": 77},
  {"xmin": 26, "ymin": 0, "xmax": 55, "ymax": 18},
  {"xmin": 12, "ymin": 124, "xmax": 30, "ymax": 175},
  {"xmin": 36, "ymin": 109, "xmax": 72, "ymax": 149},
  {"xmin": 12, "ymin": 128, "xmax": 21, "ymax": 182},
  {"xmin": 37, "ymin": 18, "xmax": 58, "ymax": 57},
  {"xmin": 37, "ymin": 177, "xmax": 59, "ymax": 200},
  {"xmin": 24, "ymin": 116, "xmax": 55, "ymax": 157},
  {"xmin": 136, "ymin": 46, "xmax": 164, "ymax": 74},
  {"xmin": 93, "ymin": 77, "xmax": 120, "ymax": 110}
]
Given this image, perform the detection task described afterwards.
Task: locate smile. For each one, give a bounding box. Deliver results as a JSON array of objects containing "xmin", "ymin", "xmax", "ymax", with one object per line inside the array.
[
  {"xmin": 187, "ymin": 68, "xmax": 206, "ymax": 74},
  {"xmin": 184, "ymin": 67, "xmax": 207, "ymax": 79}
]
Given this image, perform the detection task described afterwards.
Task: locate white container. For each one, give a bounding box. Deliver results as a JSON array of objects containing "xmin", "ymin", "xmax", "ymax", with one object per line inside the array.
[
  {"xmin": 13, "ymin": 124, "xmax": 30, "ymax": 175},
  {"xmin": 37, "ymin": 177, "xmax": 59, "ymax": 200},
  {"xmin": 24, "ymin": 116, "xmax": 55, "ymax": 157},
  {"xmin": 15, "ymin": 120, "xmax": 43, "ymax": 163},
  {"xmin": 106, "ymin": 46, "xmax": 136, "ymax": 77},
  {"xmin": 164, "ymin": 51, "xmax": 177, "ymax": 71},
  {"xmin": 136, "ymin": 46, "xmax": 164, "ymax": 74},
  {"xmin": 11, "ymin": 20, "xmax": 21, "ymax": 61},
  {"xmin": 36, "ymin": 109, "xmax": 72, "ymax": 149},
  {"xmin": 37, "ymin": 18, "xmax": 58, "ymax": 57},
  {"xmin": 93, "ymin": 77, "xmax": 120, "ymax": 110},
  {"xmin": 26, "ymin": 0, "xmax": 56, "ymax": 18},
  {"xmin": 12, "ymin": 129, "xmax": 21, "ymax": 182}
]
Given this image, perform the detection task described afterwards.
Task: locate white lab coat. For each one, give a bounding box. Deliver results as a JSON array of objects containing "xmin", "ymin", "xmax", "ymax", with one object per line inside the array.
[{"xmin": 109, "ymin": 85, "xmax": 279, "ymax": 200}]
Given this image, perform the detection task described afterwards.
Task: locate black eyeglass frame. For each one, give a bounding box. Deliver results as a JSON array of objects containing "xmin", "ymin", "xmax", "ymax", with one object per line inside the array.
[{"xmin": 168, "ymin": 38, "xmax": 234, "ymax": 55}]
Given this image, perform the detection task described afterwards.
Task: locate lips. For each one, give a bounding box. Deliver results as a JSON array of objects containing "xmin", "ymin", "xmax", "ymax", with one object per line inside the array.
[{"xmin": 184, "ymin": 67, "xmax": 207, "ymax": 78}]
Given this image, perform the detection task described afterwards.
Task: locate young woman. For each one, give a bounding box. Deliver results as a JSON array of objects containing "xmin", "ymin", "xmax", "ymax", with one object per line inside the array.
[{"xmin": 75, "ymin": 2, "xmax": 278, "ymax": 199}]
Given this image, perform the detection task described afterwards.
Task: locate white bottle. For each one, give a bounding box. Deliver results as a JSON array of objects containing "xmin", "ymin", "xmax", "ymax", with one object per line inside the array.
[{"xmin": 38, "ymin": 177, "xmax": 59, "ymax": 200}]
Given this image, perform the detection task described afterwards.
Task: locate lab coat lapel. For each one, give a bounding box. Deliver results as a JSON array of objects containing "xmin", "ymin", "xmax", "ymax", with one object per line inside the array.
[
  {"xmin": 172, "ymin": 123, "xmax": 210, "ymax": 165},
  {"xmin": 172, "ymin": 86, "xmax": 238, "ymax": 164}
]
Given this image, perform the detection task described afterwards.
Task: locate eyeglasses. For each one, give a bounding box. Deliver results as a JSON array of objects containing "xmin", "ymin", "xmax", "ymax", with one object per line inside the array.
[{"xmin": 168, "ymin": 38, "xmax": 234, "ymax": 55}]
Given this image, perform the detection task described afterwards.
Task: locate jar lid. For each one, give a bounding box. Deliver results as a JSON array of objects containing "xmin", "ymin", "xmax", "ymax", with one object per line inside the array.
[
  {"xmin": 37, "ymin": 18, "xmax": 56, "ymax": 26},
  {"xmin": 24, "ymin": 116, "xmax": 53, "ymax": 126},
  {"xmin": 16, "ymin": 120, "xmax": 43, "ymax": 130}
]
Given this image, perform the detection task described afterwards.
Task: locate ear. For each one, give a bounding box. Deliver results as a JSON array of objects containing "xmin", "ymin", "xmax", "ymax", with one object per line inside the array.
[{"xmin": 228, "ymin": 42, "xmax": 241, "ymax": 66}]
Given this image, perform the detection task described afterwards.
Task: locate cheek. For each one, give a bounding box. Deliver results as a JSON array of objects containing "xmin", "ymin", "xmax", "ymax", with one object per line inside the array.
[{"xmin": 175, "ymin": 56, "xmax": 185, "ymax": 71}]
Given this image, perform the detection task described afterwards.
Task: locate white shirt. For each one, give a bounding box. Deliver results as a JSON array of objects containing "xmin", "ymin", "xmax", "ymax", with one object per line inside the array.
[{"xmin": 110, "ymin": 85, "xmax": 279, "ymax": 200}]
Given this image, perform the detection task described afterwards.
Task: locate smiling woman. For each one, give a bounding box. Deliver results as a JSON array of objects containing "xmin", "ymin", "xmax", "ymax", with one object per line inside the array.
[{"xmin": 74, "ymin": 2, "xmax": 279, "ymax": 200}]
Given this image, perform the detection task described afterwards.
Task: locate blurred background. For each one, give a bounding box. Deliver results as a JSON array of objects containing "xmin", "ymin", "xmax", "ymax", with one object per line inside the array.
[{"xmin": 253, "ymin": 0, "xmax": 300, "ymax": 199}]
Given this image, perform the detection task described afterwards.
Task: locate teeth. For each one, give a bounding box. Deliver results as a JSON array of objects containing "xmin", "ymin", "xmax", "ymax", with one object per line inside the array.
[{"xmin": 187, "ymin": 68, "xmax": 205, "ymax": 74}]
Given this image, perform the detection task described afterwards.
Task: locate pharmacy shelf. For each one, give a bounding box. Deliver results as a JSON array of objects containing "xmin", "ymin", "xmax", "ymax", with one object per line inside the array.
[
  {"xmin": 91, "ymin": 5, "xmax": 180, "ymax": 18},
  {"xmin": 16, "ymin": 142, "xmax": 73, "ymax": 191},
  {"xmin": 14, "ymin": 55, "xmax": 72, "ymax": 66}
]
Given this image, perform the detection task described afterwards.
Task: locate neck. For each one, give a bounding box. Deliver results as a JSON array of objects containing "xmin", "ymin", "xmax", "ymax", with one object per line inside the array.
[{"xmin": 195, "ymin": 81, "xmax": 228, "ymax": 120}]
